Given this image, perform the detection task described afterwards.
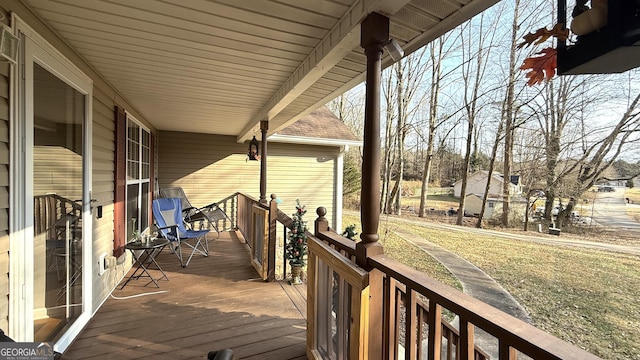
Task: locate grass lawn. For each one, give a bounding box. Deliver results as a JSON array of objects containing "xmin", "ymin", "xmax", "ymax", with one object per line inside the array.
[
  {"xmin": 342, "ymin": 214, "xmax": 461, "ymax": 290},
  {"xmin": 394, "ymin": 181, "xmax": 458, "ymax": 212},
  {"xmin": 343, "ymin": 212, "xmax": 640, "ymax": 360}
]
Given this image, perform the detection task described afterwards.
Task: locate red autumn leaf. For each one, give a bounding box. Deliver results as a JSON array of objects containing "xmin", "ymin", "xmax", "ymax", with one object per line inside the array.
[
  {"xmin": 517, "ymin": 23, "xmax": 569, "ymax": 49},
  {"xmin": 520, "ymin": 47, "xmax": 557, "ymax": 86}
]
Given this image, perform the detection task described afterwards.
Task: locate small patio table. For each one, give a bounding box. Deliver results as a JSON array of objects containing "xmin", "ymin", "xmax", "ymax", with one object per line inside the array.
[{"xmin": 120, "ymin": 238, "xmax": 170, "ymax": 289}]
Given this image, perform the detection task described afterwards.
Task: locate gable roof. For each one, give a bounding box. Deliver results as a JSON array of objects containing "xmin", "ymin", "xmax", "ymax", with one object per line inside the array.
[
  {"xmin": 269, "ymin": 106, "xmax": 361, "ymax": 147},
  {"xmin": 453, "ymin": 170, "xmax": 522, "ymax": 188},
  {"xmin": 454, "ymin": 170, "xmax": 505, "ymax": 186}
]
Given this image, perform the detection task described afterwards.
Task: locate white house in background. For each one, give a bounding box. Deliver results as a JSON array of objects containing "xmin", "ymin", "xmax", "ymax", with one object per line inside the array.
[
  {"xmin": 464, "ymin": 193, "xmax": 502, "ymax": 218},
  {"xmin": 453, "ymin": 171, "xmax": 522, "ymax": 198}
]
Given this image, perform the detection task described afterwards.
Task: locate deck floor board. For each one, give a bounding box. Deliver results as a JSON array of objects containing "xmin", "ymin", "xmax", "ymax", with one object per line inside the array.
[{"xmin": 61, "ymin": 231, "xmax": 307, "ymax": 359}]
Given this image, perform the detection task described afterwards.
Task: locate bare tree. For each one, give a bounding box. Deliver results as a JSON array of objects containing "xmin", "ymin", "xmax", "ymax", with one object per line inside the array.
[
  {"xmin": 526, "ymin": 73, "xmax": 640, "ymax": 228},
  {"xmin": 456, "ymin": 12, "xmax": 497, "ymax": 225},
  {"xmin": 557, "ymin": 92, "xmax": 640, "ymax": 226},
  {"xmin": 382, "ymin": 49, "xmax": 429, "ymax": 215},
  {"xmin": 381, "ymin": 70, "xmax": 396, "ymax": 213},
  {"xmin": 500, "ymin": 0, "xmax": 521, "ymax": 227},
  {"xmin": 418, "ymin": 38, "xmax": 445, "ymax": 217}
]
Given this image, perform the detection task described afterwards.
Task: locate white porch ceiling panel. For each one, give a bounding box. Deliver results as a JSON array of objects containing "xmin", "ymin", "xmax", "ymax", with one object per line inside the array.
[{"xmin": 21, "ymin": 0, "xmax": 498, "ymax": 141}]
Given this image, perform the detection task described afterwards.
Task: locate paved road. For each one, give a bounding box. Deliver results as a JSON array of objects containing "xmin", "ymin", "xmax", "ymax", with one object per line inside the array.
[
  {"xmin": 591, "ymin": 186, "xmax": 640, "ymax": 232},
  {"xmin": 345, "ymin": 210, "xmax": 640, "ymax": 256},
  {"xmin": 376, "ymin": 213, "xmax": 640, "ymax": 256}
]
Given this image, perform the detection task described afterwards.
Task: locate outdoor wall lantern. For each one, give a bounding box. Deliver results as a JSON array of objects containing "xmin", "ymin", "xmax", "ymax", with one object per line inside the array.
[
  {"xmin": 0, "ymin": 26, "xmax": 19, "ymax": 65},
  {"xmin": 384, "ymin": 38, "xmax": 404, "ymax": 62},
  {"xmin": 248, "ymin": 136, "xmax": 260, "ymax": 161}
]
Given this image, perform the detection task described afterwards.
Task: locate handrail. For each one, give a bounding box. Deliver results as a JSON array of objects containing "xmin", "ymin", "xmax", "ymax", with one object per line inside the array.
[
  {"xmin": 275, "ymin": 209, "xmax": 293, "ymax": 228},
  {"xmin": 368, "ymin": 253, "xmax": 601, "ymax": 360},
  {"xmin": 315, "ymin": 229, "xmax": 357, "ymax": 258}
]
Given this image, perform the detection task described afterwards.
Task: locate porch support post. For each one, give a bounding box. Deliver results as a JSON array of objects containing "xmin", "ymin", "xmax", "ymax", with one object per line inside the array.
[
  {"xmin": 267, "ymin": 194, "xmax": 278, "ymax": 281},
  {"xmin": 259, "ymin": 120, "xmax": 269, "ymax": 204},
  {"xmin": 357, "ymin": 14, "xmax": 388, "ymax": 360},
  {"xmin": 356, "ymin": 12, "xmax": 387, "ymax": 266}
]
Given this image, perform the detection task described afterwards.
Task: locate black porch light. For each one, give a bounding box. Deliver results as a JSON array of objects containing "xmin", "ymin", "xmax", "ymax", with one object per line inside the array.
[{"xmin": 248, "ymin": 136, "xmax": 259, "ymax": 161}]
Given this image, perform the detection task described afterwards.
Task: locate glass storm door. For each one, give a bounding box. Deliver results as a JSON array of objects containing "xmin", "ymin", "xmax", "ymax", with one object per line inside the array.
[
  {"xmin": 18, "ymin": 26, "xmax": 93, "ymax": 346},
  {"xmin": 32, "ymin": 62, "xmax": 85, "ymax": 342}
]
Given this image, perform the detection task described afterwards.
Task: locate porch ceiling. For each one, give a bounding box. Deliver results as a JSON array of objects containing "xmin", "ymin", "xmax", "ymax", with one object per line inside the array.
[{"xmin": 21, "ymin": 0, "xmax": 499, "ymax": 142}]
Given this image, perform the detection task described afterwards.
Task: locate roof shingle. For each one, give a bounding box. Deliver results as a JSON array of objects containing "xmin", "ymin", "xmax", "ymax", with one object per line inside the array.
[{"xmin": 278, "ymin": 106, "xmax": 359, "ymax": 142}]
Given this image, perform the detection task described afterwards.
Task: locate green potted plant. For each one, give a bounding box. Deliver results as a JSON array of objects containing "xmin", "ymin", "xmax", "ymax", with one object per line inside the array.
[
  {"xmin": 342, "ymin": 224, "xmax": 358, "ymax": 241},
  {"xmin": 286, "ymin": 200, "xmax": 308, "ymax": 285}
]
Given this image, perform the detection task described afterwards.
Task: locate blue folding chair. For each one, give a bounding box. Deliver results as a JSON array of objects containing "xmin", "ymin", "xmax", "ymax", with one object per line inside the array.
[{"xmin": 152, "ymin": 198, "xmax": 210, "ymax": 267}]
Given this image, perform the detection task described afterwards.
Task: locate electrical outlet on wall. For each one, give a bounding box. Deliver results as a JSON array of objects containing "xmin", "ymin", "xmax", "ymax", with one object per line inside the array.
[
  {"xmin": 98, "ymin": 253, "xmax": 107, "ymax": 276},
  {"xmin": 105, "ymin": 256, "xmax": 117, "ymax": 269}
]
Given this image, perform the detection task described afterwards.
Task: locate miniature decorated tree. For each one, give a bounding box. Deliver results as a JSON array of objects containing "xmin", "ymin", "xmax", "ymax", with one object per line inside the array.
[{"xmin": 286, "ymin": 200, "xmax": 308, "ymax": 284}]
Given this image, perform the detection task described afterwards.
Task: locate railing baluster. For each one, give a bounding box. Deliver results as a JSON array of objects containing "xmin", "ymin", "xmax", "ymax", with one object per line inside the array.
[
  {"xmin": 427, "ymin": 300, "xmax": 442, "ymax": 360},
  {"xmin": 499, "ymin": 342, "xmax": 517, "ymax": 360},
  {"xmin": 396, "ymin": 285, "xmax": 403, "ymax": 359},
  {"xmin": 368, "ymin": 269, "xmax": 384, "ymax": 360},
  {"xmin": 338, "ymin": 273, "xmax": 346, "ymax": 360},
  {"xmin": 405, "ymin": 288, "xmax": 417, "ymax": 360},
  {"xmin": 446, "ymin": 328, "xmax": 454, "ymax": 360},
  {"xmin": 384, "ymin": 276, "xmax": 396, "ymax": 360},
  {"xmin": 459, "ymin": 318, "xmax": 474, "ymax": 360},
  {"xmin": 417, "ymin": 304, "xmax": 425, "ymax": 360},
  {"xmin": 308, "ymin": 249, "xmax": 318, "ymax": 354}
]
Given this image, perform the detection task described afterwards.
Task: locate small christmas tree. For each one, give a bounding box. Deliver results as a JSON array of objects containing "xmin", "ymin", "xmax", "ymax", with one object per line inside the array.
[{"xmin": 286, "ymin": 199, "xmax": 308, "ymax": 266}]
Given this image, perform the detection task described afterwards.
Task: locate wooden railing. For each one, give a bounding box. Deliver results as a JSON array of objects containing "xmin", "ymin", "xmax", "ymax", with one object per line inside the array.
[
  {"xmin": 232, "ymin": 196, "xmax": 599, "ymax": 359},
  {"xmin": 235, "ymin": 193, "xmax": 257, "ymax": 245},
  {"xmin": 307, "ymin": 234, "xmax": 369, "ymax": 359},
  {"xmin": 211, "ymin": 193, "xmax": 238, "ymax": 231},
  {"xmin": 308, "ymin": 207, "xmax": 601, "ymax": 360},
  {"xmin": 34, "ymin": 194, "xmax": 82, "ymax": 239},
  {"xmin": 235, "ymin": 193, "xmax": 291, "ymax": 281}
]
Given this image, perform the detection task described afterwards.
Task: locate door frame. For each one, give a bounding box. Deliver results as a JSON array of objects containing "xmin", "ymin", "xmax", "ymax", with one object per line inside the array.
[{"xmin": 9, "ymin": 15, "xmax": 93, "ymax": 350}]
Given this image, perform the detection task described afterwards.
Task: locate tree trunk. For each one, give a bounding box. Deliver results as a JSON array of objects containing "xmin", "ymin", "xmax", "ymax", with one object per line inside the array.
[
  {"xmin": 501, "ymin": 0, "xmax": 520, "ymax": 227},
  {"xmin": 457, "ymin": 119, "xmax": 474, "ymax": 225},
  {"xmin": 393, "ymin": 61, "xmax": 406, "ymax": 215},
  {"xmin": 381, "ymin": 72, "xmax": 395, "ymax": 213},
  {"xmin": 476, "ymin": 120, "xmax": 504, "ymax": 228},
  {"xmin": 419, "ymin": 40, "xmax": 443, "ymax": 217}
]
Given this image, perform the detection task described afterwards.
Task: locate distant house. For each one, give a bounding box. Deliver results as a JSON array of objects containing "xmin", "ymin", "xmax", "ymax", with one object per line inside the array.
[
  {"xmin": 464, "ymin": 193, "xmax": 502, "ymax": 218},
  {"xmin": 453, "ymin": 171, "xmax": 522, "ymax": 198}
]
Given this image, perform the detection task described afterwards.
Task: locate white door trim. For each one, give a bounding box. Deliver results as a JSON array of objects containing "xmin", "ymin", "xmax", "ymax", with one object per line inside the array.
[{"xmin": 9, "ymin": 14, "xmax": 93, "ymax": 352}]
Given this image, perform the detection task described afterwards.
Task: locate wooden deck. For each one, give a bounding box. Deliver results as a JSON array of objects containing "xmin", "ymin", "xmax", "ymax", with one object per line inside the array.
[{"xmin": 61, "ymin": 231, "xmax": 308, "ymax": 360}]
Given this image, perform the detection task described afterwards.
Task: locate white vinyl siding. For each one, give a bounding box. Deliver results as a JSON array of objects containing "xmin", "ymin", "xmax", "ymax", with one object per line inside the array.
[
  {"xmin": 0, "ymin": 58, "xmax": 10, "ymax": 332},
  {"xmin": 90, "ymin": 86, "xmax": 117, "ymax": 311},
  {"xmin": 158, "ymin": 131, "xmax": 338, "ymax": 228}
]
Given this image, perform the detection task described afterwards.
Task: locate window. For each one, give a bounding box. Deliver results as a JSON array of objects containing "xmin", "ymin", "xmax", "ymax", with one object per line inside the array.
[
  {"xmin": 488, "ymin": 202, "xmax": 494, "ymax": 208},
  {"xmin": 126, "ymin": 115, "xmax": 151, "ymax": 240},
  {"xmin": 114, "ymin": 107, "xmax": 154, "ymax": 257}
]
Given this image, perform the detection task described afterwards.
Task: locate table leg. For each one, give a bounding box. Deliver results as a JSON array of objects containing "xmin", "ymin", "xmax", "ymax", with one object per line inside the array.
[{"xmin": 120, "ymin": 249, "xmax": 159, "ymax": 289}]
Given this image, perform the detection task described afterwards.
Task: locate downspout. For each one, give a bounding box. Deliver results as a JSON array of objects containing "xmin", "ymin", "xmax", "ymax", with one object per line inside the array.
[
  {"xmin": 334, "ymin": 145, "xmax": 347, "ymax": 233},
  {"xmin": 259, "ymin": 120, "xmax": 268, "ymax": 204}
]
